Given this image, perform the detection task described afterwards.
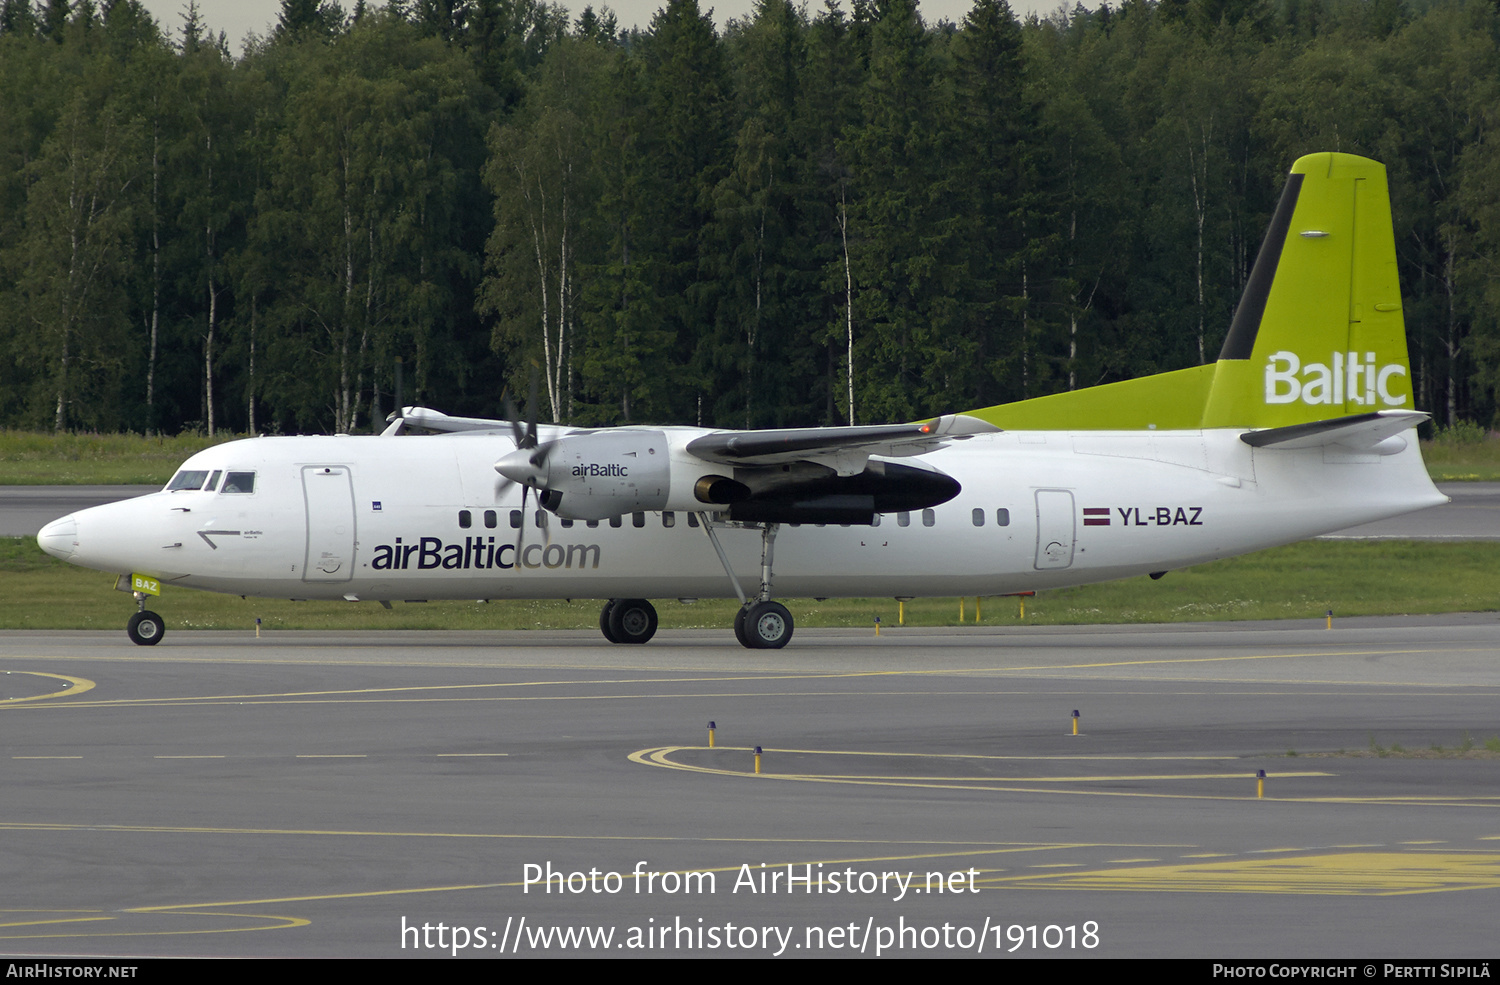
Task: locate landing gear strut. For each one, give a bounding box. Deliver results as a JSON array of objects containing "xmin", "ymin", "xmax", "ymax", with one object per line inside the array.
[
  {"xmin": 702, "ymin": 516, "xmax": 794, "ymax": 649},
  {"xmin": 127, "ymin": 593, "xmax": 165, "ymax": 646},
  {"xmin": 598, "ymin": 598, "xmax": 657, "ymax": 644}
]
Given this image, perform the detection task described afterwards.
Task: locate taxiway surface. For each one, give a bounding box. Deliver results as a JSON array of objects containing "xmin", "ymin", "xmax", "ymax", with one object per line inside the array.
[{"xmin": 2, "ymin": 621, "xmax": 1499, "ymax": 958}]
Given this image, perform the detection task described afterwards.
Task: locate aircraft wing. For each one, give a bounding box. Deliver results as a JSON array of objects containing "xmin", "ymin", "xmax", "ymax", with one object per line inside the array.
[
  {"xmin": 684, "ymin": 414, "xmax": 999, "ymax": 475},
  {"xmin": 383, "ymin": 407, "xmax": 512, "ymax": 435}
]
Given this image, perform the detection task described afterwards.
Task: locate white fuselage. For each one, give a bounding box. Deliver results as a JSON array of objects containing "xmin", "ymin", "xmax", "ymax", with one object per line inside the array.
[{"xmin": 37, "ymin": 428, "xmax": 1445, "ymax": 603}]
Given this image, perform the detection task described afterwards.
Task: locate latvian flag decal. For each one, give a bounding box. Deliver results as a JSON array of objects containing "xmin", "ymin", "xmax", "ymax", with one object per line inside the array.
[{"xmin": 1083, "ymin": 507, "xmax": 1111, "ymax": 526}]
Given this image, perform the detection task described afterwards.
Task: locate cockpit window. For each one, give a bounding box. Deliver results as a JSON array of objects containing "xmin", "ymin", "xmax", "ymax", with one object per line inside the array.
[
  {"xmin": 221, "ymin": 472, "xmax": 256, "ymax": 494},
  {"xmin": 166, "ymin": 470, "xmax": 211, "ymax": 491}
]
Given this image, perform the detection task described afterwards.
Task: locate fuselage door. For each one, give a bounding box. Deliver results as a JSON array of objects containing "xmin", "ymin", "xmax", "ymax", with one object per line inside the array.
[
  {"xmin": 1033, "ymin": 488, "xmax": 1076, "ymax": 570},
  {"xmin": 302, "ymin": 466, "xmax": 355, "ymax": 582}
]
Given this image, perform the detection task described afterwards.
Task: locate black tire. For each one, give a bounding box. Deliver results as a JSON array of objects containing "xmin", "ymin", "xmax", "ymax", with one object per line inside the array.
[
  {"xmin": 599, "ymin": 600, "xmax": 620, "ymax": 643},
  {"xmin": 733, "ymin": 605, "xmax": 750, "ymax": 647},
  {"xmin": 607, "ymin": 598, "xmax": 658, "ymax": 645},
  {"xmin": 127, "ymin": 610, "xmax": 165, "ymax": 647},
  {"xmin": 743, "ymin": 600, "xmax": 792, "ymax": 649}
]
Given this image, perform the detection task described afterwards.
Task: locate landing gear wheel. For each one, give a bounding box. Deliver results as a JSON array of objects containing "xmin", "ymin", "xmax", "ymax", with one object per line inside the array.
[
  {"xmin": 599, "ymin": 600, "xmax": 620, "ymax": 643},
  {"xmin": 127, "ymin": 610, "xmax": 165, "ymax": 646},
  {"xmin": 742, "ymin": 600, "xmax": 792, "ymax": 649},
  {"xmin": 733, "ymin": 605, "xmax": 750, "ymax": 647},
  {"xmin": 607, "ymin": 598, "xmax": 657, "ymax": 644}
]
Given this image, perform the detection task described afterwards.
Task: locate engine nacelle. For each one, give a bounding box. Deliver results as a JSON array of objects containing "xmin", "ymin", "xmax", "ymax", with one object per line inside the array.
[{"xmin": 499, "ymin": 430, "xmax": 670, "ymax": 520}]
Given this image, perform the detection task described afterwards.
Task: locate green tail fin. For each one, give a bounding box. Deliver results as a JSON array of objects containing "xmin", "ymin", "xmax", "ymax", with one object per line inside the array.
[
  {"xmin": 964, "ymin": 153, "xmax": 1413, "ymax": 431},
  {"xmin": 1201, "ymin": 152, "xmax": 1412, "ymax": 427}
]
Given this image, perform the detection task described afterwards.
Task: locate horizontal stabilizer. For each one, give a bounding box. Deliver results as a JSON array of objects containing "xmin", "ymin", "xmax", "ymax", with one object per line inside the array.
[{"xmin": 1239, "ymin": 410, "xmax": 1428, "ymax": 450}]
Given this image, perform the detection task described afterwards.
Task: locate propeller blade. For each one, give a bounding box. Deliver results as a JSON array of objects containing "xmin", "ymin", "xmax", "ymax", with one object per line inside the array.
[
  {"xmin": 515, "ymin": 484, "xmax": 529, "ymax": 556},
  {"xmin": 500, "ymin": 387, "xmax": 526, "ymax": 449},
  {"xmin": 525, "ymin": 363, "xmax": 540, "ymax": 450}
]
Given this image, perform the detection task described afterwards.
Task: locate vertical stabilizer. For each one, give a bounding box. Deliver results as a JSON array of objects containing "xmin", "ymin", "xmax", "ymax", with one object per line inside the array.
[{"xmin": 1201, "ymin": 153, "xmax": 1413, "ymax": 428}]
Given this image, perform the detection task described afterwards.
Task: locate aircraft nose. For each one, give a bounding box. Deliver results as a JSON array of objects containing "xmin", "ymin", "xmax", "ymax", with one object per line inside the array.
[{"xmin": 37, "ymin": 515, "xmax": 79, "ymax": 560}]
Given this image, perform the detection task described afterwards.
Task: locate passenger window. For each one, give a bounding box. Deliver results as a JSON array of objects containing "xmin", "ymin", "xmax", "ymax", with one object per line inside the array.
[
  {"xmin": 662, "ymin": 512, "xmax": 675, "ymax": 528},
  {"xmin": 871, "ymin": 514, "xmax": 881, "ymax": 527},
  {"xmin": 561, "ymin": 518, "xmax": 574, "ymax": 528},
  {"xmin": 922, "ymin": 509, "xmax": 935, "ymax": 527},
  {"xmin": 687, "ymin": 513, "xmax": 699, "ymax": 528},
  {"xmin": 484, "ymin": 510, "xmax": 497, "ymax": 529},
  {"xmin": 633, "ymin": 512, "xmax": 645, "ymax": 528},
  {"xmin": 972, "ymin": 508, "xmax": 984, "ymax": 527},
  {"xmin": 609, "ymin": 516, "xmax": 622, "ymax": 528},
  {"xmin": 996, "ymin": 508, "xmax": 1010, "ymax": 527},
  {"xmin": 166, "ymin": 470, "xmax": 210, "ymax": 491},
  {"xmin": 588, "ymin": 520, "xmax": 600, "ymax": 529},
  {"xmin": 459, "ymin": 510, "xmax": 472, "ymax": 529},
  {"xmin": 509, "ymin": 510, "xmax": 522, "ymax": 529},
  {"xmin": 222, "ymin": 471, "xmax": 255, "ymax": 494},
  {"xmin": 535, "ymin": 511, "xmax": 546, "ymax": 528},
  {"xmin": 897, "ymin": 512, "xmax": 910, "ymax": 527}
]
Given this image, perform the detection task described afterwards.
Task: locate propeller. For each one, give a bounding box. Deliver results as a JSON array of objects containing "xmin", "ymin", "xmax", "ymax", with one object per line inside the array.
[{"xmin": 494, "ymin": 365, "xmax": 554, "ymax": 552}]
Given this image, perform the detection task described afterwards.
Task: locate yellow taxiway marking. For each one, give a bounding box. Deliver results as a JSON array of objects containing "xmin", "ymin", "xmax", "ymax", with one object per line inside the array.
[
  {"xmin": 0, "ymin": 671, "xmax": 95, "ymax": 704},
  {"xmin": 630, "ymin": 746, "xmax": 1337, "ymax": 800},
  {"xmin": 9, "ymin": 643, "xmax": 1491, "ymax": 712},
  {"xmin": 0, "ymin": 820, "xmax": 1134, "ymax": 849},
  {"xmin": 997, "ymin": 852, "xmax": 1500, "ymax": 896},
  {"xmin": 0, "ymin": 909, "xmax": 309, "ymax": 940}
]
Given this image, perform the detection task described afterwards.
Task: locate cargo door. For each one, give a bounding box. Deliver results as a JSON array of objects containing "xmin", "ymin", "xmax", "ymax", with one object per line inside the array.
[{"xmin": 1033, "ymin": 489, "xmax": 1075, "ymax": 570}]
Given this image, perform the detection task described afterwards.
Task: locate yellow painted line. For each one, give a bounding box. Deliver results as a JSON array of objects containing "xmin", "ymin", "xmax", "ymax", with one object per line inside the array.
[
  {"xmin": 996, "ymin": 852, "xmax": 1500, "ymax": 896},
  {"xmin": 0, "ymin": 820, "xmax": 1131, "ymax": 848},
  {"xmin": 11, "ymin": 644, "xmax": 1490, "ymax": 712},
  {"xmin": 695, "ymin": 771, "xmax": 1332, "ymax": 783},
  {"xmin": 0, "ymin": 672, "xmax": 95, "ymax": 704},
  {"xmin": 631, "ymin": 746, "xmax": 1336, "ymax": 800},
  {"xmin": 0, "ymin": 910, "xmax": 310, "ymax": 940},
  {"xmin": 659, "ymin": 745, "xmax": 1239, "ymax": 762},
  {"xmin": 0, "ymin": 915, "xmax": 114, "ymax": 929}
]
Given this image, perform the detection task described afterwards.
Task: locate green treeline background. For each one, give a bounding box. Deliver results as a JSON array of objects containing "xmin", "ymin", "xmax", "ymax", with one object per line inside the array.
[{"xmin": 2, "ymin": 0, "xmax": 1498, "ymax": 438}]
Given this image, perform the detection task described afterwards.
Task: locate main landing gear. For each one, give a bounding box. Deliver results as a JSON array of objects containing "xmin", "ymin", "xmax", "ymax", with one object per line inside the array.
[
  {"xmin": 599, "ymin": 598, "xmax": 658, "ymax": 644},
  {"xmin": 710, "ymin": 518, "xmax": 793, "ymax": 650},
  {"xmin": 594, "ymin": 518, "xmax": 795, "ymax": 649},
  {"xmin": 127, "ymin": 593, "xmax": 165, "ymax": 646}
]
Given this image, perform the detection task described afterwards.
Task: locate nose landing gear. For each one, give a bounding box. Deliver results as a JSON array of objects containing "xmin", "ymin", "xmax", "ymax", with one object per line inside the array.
[{"xmin": 126, "ymin": 593, "xmax": 165, "ymax": 646}]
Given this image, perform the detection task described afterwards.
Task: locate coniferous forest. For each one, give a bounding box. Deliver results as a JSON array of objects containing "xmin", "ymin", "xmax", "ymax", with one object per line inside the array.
[{"xmin": 2, "ymin": 0, "xmax": 1499, "ymax": 437}]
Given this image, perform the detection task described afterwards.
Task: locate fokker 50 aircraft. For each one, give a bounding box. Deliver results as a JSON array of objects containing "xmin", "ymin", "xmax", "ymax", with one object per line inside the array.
[{"xmin": 38, "ymin": 153, "xmax": 1446, "ymax": 649}]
